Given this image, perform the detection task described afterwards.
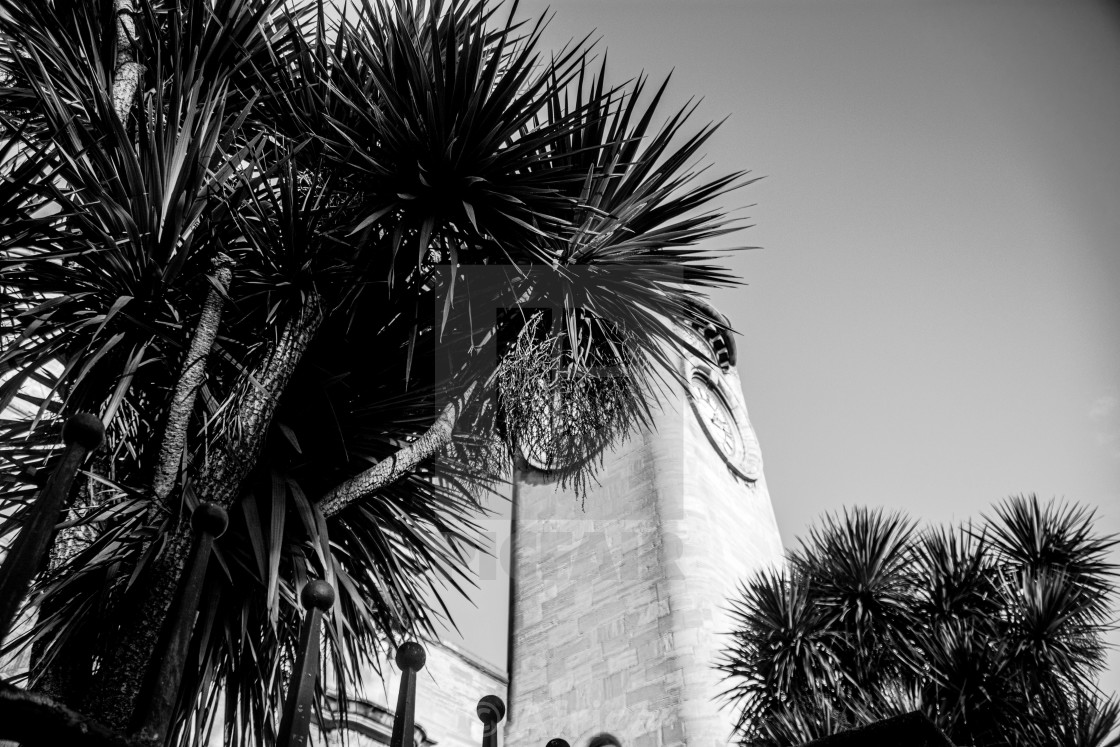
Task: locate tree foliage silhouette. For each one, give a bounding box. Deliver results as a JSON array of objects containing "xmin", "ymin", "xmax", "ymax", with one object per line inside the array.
[
  {"xmin": 0, "ymin": 0, "xmax": 751, "ymax": 741},
  {"xmin": 721, "ymin": 495, "xmax": 1120, "ymax": 747}
]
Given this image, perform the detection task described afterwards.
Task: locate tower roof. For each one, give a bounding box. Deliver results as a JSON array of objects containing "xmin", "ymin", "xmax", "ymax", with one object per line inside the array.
[{"xmin": 683, "ymin": 297, "xmax": 737, "ymax": 370}]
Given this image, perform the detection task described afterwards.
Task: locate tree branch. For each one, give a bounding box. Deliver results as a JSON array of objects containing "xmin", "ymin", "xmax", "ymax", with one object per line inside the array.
[
  {"xmin": 151, "ymin": 254, "xmax": 233, "ymax": 505},
  {"xmin": 317, "ymin": 381, "xmax": 478, "ymax": 518},
  {"xmin": 194, "ymin": 294, "xmax": 325, "ymax": 509},
  {"xmin": 111, "ymin": 0, "xmax": 141, "ymax": 124}
]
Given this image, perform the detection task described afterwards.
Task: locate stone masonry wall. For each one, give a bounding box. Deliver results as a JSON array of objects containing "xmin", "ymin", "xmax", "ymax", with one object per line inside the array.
[{"xmin": 505, "ymin": 355, "xmax": 784, "ymax": 747}]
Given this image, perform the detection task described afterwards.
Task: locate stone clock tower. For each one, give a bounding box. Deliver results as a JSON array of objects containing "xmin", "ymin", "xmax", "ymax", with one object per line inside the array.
[
  {"xmin": 504, "ymin": 303, "xmax": 785, "ymax": 747},
  {"xmin": 309, "ymin": 303, "xmax": 784, "ymax": 747}
]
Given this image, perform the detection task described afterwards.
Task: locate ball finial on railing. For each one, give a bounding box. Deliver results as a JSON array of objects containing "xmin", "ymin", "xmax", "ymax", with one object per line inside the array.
[
  {"xmin": 300, "ymin": 579, "xmax": 335, "ymax": 611},
  {"xmin": 587, "ymin": 735, "xmax": 620, "ymax": 747},
  {"xmin": 191, "ymin": 502, "xmax": 229, "ymax": 537},
  {"xmin": 395, "ymin": 641, "xmax": 427, "ymax": 672},
  {"xmin": 476, "ymin": 694, "xmax": 506, "ymax": 724},
  {"xmin": 545, "ymin": 740, "xmax": 571, "ymax": 747},
  {"xmin": 62, "ymin": 413, "xmax": 104, "ymax": 451}
]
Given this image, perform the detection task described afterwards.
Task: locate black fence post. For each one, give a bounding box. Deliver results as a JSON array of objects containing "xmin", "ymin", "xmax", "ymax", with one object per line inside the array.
[
  {"xmin": 277, "ymin": 580, "xmax": 335, "ymax": 747},
  {"xmin": 133, "ymin": 502, "xmax": 228, "ymax": 743},
  {"xmin": 0, "ymin": 413, "xmax": 103, "ymax": 643},
  {"xmin": 477, "ymin": 694, "xmax": 505, "ymax": 747},
  {"xmin": 389, "ymin": 642, "xmax": 426, "ymax": 747}
]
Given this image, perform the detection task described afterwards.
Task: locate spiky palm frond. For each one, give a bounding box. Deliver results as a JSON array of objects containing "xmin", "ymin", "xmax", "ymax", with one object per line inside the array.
[
  {"xmin": 1023, "ymin": 692, "xmax": 1120, "ymax": 747},
  {"xmin": 1, "ymin": 0, "xmax": 493, "ymax": 739},
  {"xmin": 720, "ymin": 511, "xmax": 925, "ymax": 743},
  {"xmin": 998, "ymin": 565, "xmax": 1109, "ymax": 695},
  {"xmin": 722, "ymin": 499, "xmax": 1119, "ymax": 747},
  {"xmin": 322, "ymin": 0, "xmax": 592, "ymax": 255},
  {"xmin": 254, "ymin": 0, "xmax": 598, "ymax": 314},
  {"xmin": 750, "ymin": 692, "xmax": 856, "ymax": 747},
  {"xmin": 719, "ymin": 569, "xmax": 850, "ymax": 740},
  {"xmin": 913, "ymin": 525, "xmax": 1013, "ymax": 745},
  {"xmin": 917, "ymin": 524, "xmax": 1000, "ymax": 626},
  {"xmin": 987, "ymin": 494, "xmax": 1117, "ymax": 626},
  {"xmin": 530, "ymin": 60, "xmax": 754, "ymax": 377},
  {"xmin": 541, "ymin": 62, "xmax": 751, "ymax": 273},
  {"xmin": 792, "ymin": 507, "xmax": 923, "ymax": 685},
  {"xmin": 915, "ymin": 617, "xmax": 1024, "ymax": 747}
]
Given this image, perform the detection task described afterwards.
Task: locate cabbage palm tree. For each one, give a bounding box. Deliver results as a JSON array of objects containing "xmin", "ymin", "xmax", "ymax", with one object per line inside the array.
[
  {"xmin": 720, "ymin": 496, "xmax": 1120, "ymax": 747},
  {"xmin": 0, "ymin": 0, "xmax": 749, "ymax": 741}
]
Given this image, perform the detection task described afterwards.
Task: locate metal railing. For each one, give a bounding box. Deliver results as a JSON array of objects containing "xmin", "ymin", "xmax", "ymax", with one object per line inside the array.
[
  {"xmin": 385, "ymin": 639, "xmax": 573, "ymax": 747},
  {"xmin": 0, "ymin": 413, "xmax": 576, "ymax": 747}
]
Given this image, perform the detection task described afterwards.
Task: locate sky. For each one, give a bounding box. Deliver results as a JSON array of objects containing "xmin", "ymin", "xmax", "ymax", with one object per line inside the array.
[{"xmin": 434, "ymin": 0, "xmax": 1120, "ymax": 705}]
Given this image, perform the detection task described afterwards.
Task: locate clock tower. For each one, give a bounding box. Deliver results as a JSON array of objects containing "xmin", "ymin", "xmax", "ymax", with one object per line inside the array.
[{"xmin": 504, "ymin": 302, "xmax": 784, "ymax": 746}]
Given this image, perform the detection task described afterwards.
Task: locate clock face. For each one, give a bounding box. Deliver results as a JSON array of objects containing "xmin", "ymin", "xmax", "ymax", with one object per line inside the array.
[{"xmin": 687, "ymin": 371, "xmax": 762, "ymax": 481}]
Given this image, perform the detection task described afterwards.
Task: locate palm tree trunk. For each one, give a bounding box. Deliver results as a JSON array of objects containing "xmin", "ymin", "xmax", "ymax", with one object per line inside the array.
[
  {"xmin": 86, "ymin": 297, "xmax": 324, "ymax": 731},
  {"xmin": 150, "ymin": 254, "xmax": 234, "ymax": 505},
  {"xmin": 85, "ymin": 521, "xmax": 193, "ymax": 732},
  {"xmin": 111, "ymin": 0, "xmax": 141, "ymax": 124},
  {"xmin": 195, "ymin": 296, "xmax": 325, "ymax": 508}
]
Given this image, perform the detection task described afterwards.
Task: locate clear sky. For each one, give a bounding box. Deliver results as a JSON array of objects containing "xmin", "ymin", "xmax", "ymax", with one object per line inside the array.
[{"xmin": 434, "ymin": 0, "xmax": 1120, "ymax": 705}]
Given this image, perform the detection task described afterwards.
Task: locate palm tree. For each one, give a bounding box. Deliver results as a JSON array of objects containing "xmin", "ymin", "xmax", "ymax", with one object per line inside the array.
[
  {"xmin": 720, "ymin": 496, "xmax": 1120, "ymax": 747},
  {"xmin": 0, "ymin": 0, "xmax": 750, "ymax": 741}
]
